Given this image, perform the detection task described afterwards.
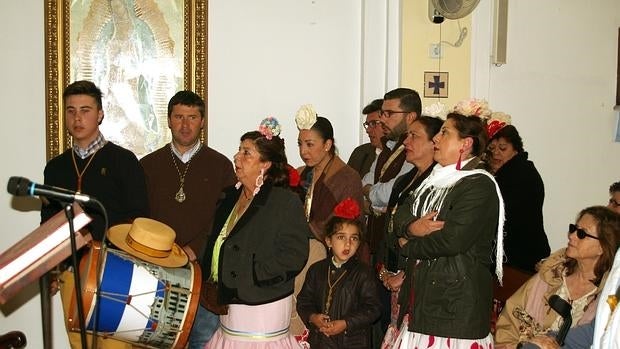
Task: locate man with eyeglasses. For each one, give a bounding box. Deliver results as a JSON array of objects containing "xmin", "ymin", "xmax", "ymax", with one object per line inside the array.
[
  {"xmin": 359, "ymin": 89, "xmax": 420, "ymax": 345},
  {"xmin": 140, "ymin": 90, "xmax": 236, "ymax": 348},
  {"xmin": 361, "ymin": 88, "xmax": 421, "ymax": 255},
  {"xmin": 347, "ymin": 99, "xmax": 386, "ymax": 178},
  {"xmin": 609, "ymin": 181, "xmax": 620, "ymax": 214}
]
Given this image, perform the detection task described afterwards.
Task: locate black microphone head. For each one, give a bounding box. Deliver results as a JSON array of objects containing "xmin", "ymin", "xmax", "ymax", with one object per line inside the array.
[
  {"xmin": 7, "ymin": 176, "xmax": 31, "ymax": 196},
  {"xmin": 548, "ymin": 295, "xmax": 572, "ymax": 318}
]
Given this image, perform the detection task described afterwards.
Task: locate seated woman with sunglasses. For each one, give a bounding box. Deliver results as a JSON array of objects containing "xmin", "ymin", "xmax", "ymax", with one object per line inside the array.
[{"xmin": 494, "ymin": 206, "xmax": 620, "ymax": 348}]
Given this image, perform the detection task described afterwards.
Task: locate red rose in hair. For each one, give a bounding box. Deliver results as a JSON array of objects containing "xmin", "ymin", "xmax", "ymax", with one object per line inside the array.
[
  {"xmin": 333, "ymin": 197, "xmax": 360, "ymax": 219},
  {"xmin": 287, "ymin": 165, "xmax": 300, "ymax": 187},
  {"xmin": 486, "ymin": 120, "xmax": 506, "ymax": 139}
]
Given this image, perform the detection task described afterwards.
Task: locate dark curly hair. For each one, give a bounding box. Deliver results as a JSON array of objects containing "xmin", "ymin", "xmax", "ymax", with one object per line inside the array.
[
  {"xmin": 362, "ymin": 99, "xmax": 383, "ymax": 115},
  {"xmin": 167, "ymin": 90, "xmax": 205, "ymax": 119},
  {"xmin": 240, "ymin": 131, "xmax": 290, "ymax": 188},
  {"xmin": 324, "ymin": 216, "xmax": 364, "ymax": 240},
  {"xmin": 490, "ymin": 125, "xmax": 524, "ymax": 153},
  {"xmin": 415, "ymin": 115, "xmax": 444, "ymax": 140},
  {"xmin": 308, "ymin": 116, "xmax": 337, "ymax": 156},
  {"xmin": 445, "ymin": 113, "xmax": 488, "ymax": 157},
  {"xmin": 63, "ymin": 80, "xmax": 103, "ymax": 110},
  {"xmin": 383, "ymin": 88, "xmax": 422, "ymax": 117},
  {"xmin": 63, "ymin": 80, "xmax": 104, "ymax": 124}
]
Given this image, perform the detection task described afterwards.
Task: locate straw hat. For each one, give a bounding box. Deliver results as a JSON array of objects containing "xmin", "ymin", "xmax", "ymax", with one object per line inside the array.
[{"xmin": 107, "ymin": 218, "xmax": 188, "ymax": 268}]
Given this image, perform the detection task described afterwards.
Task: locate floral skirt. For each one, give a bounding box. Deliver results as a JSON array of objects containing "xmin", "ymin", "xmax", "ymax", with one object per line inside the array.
[
  {"xmin": 206, "ymin": 295, "xmax": 302, "ymax": 349},
  {"xmin": 381, "ymin": 314, "xmax": 408, "ymax": 349},
  {"xmin": 397, "ymin": 330, "xmax": 493, "ymax": 349}
]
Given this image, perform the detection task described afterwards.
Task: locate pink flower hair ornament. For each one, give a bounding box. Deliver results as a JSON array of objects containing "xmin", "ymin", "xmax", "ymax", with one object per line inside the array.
[
  {"xmin": 258, "ymin": 117, "xmax": 282, "ymax": 140},
  {"xmin": 333, "ymin": 197, "xmax": 361, "ymax": 220},
  {"xmin": 452, "ymin": 98, "xmax": 492, "ymax": 119}
]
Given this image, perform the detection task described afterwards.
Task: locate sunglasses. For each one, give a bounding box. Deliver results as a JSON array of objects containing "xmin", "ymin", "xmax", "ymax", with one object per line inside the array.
[
  {"xmin": 609, "ymin": 198, "xmax": 620, "ymax": 207},
  {"xmin": 568, "ymin": 223, "xmax": 599, "ymax": 240}
]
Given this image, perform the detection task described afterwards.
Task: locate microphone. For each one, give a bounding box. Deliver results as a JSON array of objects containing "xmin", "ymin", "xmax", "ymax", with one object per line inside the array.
[
  {"xmin": 7, "ymin": 176, "xmax": 91, "ymax": 203},
  {"xmin": 548, "ymin": 294, "xmax": 572, "ymax": 346}
]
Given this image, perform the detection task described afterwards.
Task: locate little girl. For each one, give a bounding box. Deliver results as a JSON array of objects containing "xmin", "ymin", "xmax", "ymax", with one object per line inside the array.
[{"xmin": 296, "ymin": 198, "xmax": 381, "ymax": 348}]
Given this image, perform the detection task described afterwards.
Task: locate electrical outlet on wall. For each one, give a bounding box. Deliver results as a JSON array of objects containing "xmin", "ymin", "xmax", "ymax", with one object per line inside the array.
[{"xmin": 429, "ymin": 43, "xmax": 442, "ymax": 59}]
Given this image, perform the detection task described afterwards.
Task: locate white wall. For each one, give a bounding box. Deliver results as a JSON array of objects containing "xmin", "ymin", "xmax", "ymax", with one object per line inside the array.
[
  {"xmin": 207, "ymin": 0, "xmax": 400, "ymax": 163},
  {"xmin": 210, "ymin": 0, "xmax": 351, "ymax": 165},
  {"xmin": 472, "ymin": 0, "xmax": 620, "ymax": 251},
  {"xmin": 0, "ymin": 2, "xmax": 67, "ymax": 348}
]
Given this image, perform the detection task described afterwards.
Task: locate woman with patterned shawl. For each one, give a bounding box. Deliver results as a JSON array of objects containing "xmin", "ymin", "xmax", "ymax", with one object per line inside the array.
[{"xmin": 290, "ymin": 104, "xmax": 365, "ymax": 345}]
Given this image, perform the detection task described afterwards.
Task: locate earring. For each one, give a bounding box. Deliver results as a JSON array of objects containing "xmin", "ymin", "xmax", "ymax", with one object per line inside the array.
[
  {"xmin": 456, "ymin": 149, "xmax": 464, "ymax": 170},
  {"xmin": 254, "ymin": 168, "xmax": 265, "ymax": 195}
]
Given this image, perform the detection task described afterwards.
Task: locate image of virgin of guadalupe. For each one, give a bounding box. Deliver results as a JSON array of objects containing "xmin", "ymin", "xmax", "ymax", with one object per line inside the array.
[{"xmin": 71, "ymin": 0, "xmax": 184, "ymax": 157}]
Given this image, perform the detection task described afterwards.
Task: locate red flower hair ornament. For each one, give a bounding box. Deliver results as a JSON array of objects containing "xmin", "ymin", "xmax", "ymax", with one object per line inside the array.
[
  {"xmin": 333, "ymin": 197, "xmax": 360, "ymax": 220},
  {"xmin": 486, "ymin": 120, "xmax": 507, "ymax": 139},
  {"xmin": 287, "ymin": 165, "xmax": 300, "ymax": 188},
  {"xmin": 485, "ymin": 111, "xmax": 512, "ymax": 139}
]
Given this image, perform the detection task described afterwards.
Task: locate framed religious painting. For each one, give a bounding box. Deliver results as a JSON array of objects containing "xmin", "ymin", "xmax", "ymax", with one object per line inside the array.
[{"xmin": 44, "ymin": 0, "xmax": 208, "ymax": 160}]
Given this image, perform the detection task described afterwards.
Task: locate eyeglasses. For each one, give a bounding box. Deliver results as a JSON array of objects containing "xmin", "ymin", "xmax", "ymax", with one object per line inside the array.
[
  {"xmin": 380, "ymin": 110, "xmax": 409, "ymax": 118},
  {"xmin": 568, "ymin": 223, "xmax": 600, "ymax": 240},
  {"xmin": 609, "ymin": 198, "xmax": 620, "ymax": 207},
  {"xmin": 363, "ymin": 120, "xmax": 382, "ymax": 129}
]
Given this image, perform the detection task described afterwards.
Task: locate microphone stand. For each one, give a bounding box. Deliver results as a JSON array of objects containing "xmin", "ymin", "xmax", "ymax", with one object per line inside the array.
[
  {"xmin": 65, "ymin": 203, "xmax": 88, "ymax": 349},
  {"xmin": 39, "ymin": 273, "xmax": 52, "ymax": 349}
]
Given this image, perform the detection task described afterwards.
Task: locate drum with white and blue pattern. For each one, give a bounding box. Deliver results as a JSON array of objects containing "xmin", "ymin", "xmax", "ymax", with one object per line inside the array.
[{"xmin": 67, "ymin": 242, "xmax": 201, "ymax": 349}]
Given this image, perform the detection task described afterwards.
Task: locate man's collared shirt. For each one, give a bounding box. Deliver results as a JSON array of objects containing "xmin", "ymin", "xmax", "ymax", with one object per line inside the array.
[
  {"xmin": 73, "ymin": 132, "xmax": 107, "ymax": 159},
  {"xmin": 171, "ymin": 141, "xmax": 202, "ymax": 163}
]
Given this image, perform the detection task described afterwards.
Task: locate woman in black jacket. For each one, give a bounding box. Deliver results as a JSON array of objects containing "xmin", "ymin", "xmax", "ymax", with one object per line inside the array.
[
  {"xmin": 395, "ymin": 110, "xmax": 505, "ymax": 347},
  {"xmin": 200, "ymin": 118, "xmax": 309, "ymax": 348},
  {"xmin": 487, "ymin": 124, "xmax": 550, "ymax": 273}
]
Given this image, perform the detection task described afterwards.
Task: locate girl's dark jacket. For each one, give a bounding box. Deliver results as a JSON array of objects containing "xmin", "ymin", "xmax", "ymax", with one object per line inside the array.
[{"xmin": 297, "ymin": 257, "xmax": 382, "ymax": 349}]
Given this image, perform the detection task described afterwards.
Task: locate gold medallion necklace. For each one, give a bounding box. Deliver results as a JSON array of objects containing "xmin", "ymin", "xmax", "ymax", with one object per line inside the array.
[
  {"xmin": 171, "ymin": 147, "xmax": 192, "ymax": 203},
  {"xmin": 71, "ymin": 149, "xmax": 100, "ymax": 192},
  {"xmin": 323, "ymin": 262, "xmax": 347, "ymax": 315}
]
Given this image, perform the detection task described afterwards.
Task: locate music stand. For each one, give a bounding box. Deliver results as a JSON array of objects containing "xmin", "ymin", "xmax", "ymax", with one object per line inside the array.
[{"xmin": 0, "ymin": 203, "xmax": 92, "ymax": 348}]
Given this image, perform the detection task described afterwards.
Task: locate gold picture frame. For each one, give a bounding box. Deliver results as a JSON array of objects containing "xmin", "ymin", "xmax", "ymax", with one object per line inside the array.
[{"xmin": 45, "ymin": 0, "xmax": 208, "ymax": 160}]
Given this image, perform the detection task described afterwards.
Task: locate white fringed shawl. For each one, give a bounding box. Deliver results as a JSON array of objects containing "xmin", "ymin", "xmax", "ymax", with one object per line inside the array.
[{"xmin": 411, "ymin": 161, "xmax": 506, "ymax": 284}]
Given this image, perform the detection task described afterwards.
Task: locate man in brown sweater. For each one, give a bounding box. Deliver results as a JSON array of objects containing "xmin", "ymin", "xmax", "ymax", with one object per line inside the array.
[{"xmin": 140, "ymin": 90, "xmax": 235, "ymax": 348}]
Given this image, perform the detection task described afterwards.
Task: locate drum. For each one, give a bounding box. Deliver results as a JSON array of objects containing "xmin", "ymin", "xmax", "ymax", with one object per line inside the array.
[{"xmin": 67, "ymin": 242, "xmax": 201, "ymax": 349}]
